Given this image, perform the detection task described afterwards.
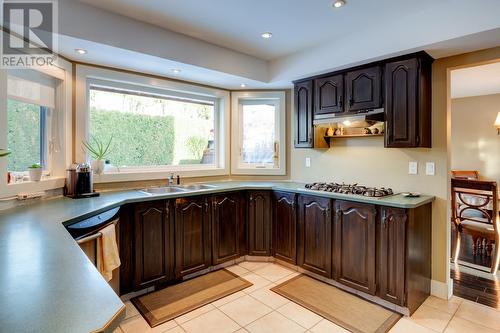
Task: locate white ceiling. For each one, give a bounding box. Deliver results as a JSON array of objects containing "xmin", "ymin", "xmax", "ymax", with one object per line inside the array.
[
  {"xmin": 451, "ymin": 62, "xmax": 500, "ymax": 99},
  {"xmin": 77, "ymin": 0, "xmax": 436, "ymax": 60},
  {"xmin": 52, "ymin": 0, "xmax": 500, "ymax": 89}
]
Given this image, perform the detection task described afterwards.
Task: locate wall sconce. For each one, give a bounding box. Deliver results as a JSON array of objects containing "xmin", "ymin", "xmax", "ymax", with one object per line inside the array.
[{"xmin": 495, "ymin": 112, "xmax": 500, "ymax": 135}]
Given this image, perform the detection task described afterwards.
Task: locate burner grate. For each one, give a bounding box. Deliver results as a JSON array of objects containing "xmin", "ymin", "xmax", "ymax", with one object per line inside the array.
[{"xmin": 304, "ymin": 182, "xmax": 393, "ymax": 197}]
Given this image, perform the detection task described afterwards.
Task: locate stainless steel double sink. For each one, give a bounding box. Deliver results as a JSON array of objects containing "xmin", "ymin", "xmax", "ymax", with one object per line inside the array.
[{"xmin": 140, "ymin": 184, "xmax": 218, "ymax": 195}]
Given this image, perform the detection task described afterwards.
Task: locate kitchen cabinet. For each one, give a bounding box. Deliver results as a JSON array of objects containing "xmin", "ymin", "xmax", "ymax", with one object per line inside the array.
[
  {"xmin": 212, "ymin": 192, "xmax": 245, "ymax": 265},
  {"xmin": 294, "ymin": 80, "xmax": 314, "ymax": 148},
  {"xmin": 272, "ymin": 191, "xmax": 297, "ymax": 264},
  {"xmin": 133, "ymin": 200, "xmax": 174, "ymax": 289},
  {"xmin": 385, "ymin": 55, "xmax": 432, "ymax": 148},
  {"xmin": 345, "ymin": 66, "xmax": 382, "ymax": 112},
  {"xmin": 247, "ymin": 191, "xmax": 272, "ymax": 256},
  {"xmin": 334, "ymin": 200, "xmax": 376, "ymax": 295},
  {"xmin": 314, "ymin": 74, "xmax": 344, "ymax": 118},
  {"xmin": 174, "ymin": 196, "xmax": 211, "ymax": 278},
  {"xmin": 378, "ymin": 207, "xmax": 407, "ymax": 306},
  {"xmin": 297, "ymin": 195, "xmax": 332, "ymax": 278}
]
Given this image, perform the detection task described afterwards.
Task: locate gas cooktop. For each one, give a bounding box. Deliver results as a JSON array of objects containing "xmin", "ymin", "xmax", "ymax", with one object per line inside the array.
[{"xmin": 304, "ymin": 182, "xmax": 394, "ymax": 197}]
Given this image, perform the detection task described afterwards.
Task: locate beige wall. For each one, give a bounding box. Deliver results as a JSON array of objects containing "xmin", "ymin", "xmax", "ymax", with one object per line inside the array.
[
  {"xmin": 451, "ymin": 94, "xmax": 500, "ymax": 183},
  {"xmin": 291, "ymin": 47, "xmax": 500, "ymax": 291}
]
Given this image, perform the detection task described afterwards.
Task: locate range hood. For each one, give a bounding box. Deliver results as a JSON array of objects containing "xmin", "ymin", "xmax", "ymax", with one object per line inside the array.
[{"xmin": 313, "ymin": 108, "xmax": 385, "ymax": 125}]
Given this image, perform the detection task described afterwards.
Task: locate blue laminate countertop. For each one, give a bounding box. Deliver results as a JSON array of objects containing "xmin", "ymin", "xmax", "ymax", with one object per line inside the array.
[{"xmin": 0, "ymin": 181, "xmax": 434, "ymax": 332}]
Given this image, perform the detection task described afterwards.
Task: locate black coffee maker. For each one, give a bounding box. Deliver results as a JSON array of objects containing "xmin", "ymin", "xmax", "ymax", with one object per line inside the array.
[{"xmin": 64, "ymin": 163, "xmax": 100, "ymax": 198}]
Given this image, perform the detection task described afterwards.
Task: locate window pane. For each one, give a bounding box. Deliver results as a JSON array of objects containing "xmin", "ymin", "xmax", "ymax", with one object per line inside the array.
[
  {"xmin": 89, "ymin": 88, "xmax": 215, "ymax": 168},
  {"xmin": 241, "ymin": 103, "xmax": 276, "ymax": 165},
  {"xmin": 7, "ymin": 99, "xmax": 43, "ymax": 172}
]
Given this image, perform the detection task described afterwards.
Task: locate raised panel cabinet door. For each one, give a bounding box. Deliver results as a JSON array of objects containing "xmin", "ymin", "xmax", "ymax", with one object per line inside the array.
[
  {"xmin": 273, "ymin": 191, "xmax": 297, "ymax": 264},
  {"xmin": 248, "ymin": 191, "xmax": 272, "ymax": 256},
  {"xmin": 294, "ymin": 80, "xmax": 313, "ymax": 148},
  {"xmin": 345, "ymin": 66, "xmax": 382, "ymax": 112},
  {"xmin": 379, "ymin": 207, "xmax": 407, "ymax": 306},
  {"xmin": 385, "ymin": 58, "xmax": 418, "ymax": 147},
  {"xmin": 134, "ymin": 200, "xmax": 173, "ymax": 289},
  {"xmin": 297, "ymin": 195, "xmax": 332, "ymax": 278},
  {"xmin": 175, "ymin": 196, "xmax": 211, "ymax": 278},
  {"xmin": 334, "ymin": 200, "xmax": 376, "ymax": 294},
  {"xmin": 314, "ymin": 74, "xmax": 344, "ymax": 117},
  {"xmin": 212, "ymin": 193, "xmax": 243, "ymax": 265}
]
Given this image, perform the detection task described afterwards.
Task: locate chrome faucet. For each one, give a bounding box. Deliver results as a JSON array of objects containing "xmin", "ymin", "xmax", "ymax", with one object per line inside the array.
[{"xmin": 167, "ymin": 173, "xmax": 175, "ymax": 186}]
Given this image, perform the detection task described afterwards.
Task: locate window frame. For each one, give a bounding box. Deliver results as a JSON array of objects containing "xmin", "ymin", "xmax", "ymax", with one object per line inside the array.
[
  {"xmin": 231, "ymin": 91, "xmax": 286, "ymax": 175},
  {"xmin": 75, "ymin": 65, "xmax": 230, "ymax": 183}
]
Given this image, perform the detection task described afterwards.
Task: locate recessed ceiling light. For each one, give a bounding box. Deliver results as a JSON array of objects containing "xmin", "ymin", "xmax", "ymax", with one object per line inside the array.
[
  {"xmin": 75, "ymin": 48, "xmax": 87, "ymax": 55},
  {"xmin": 261, "ymin": 32, "xmax": 273, "ymax": 39},
  {"xmin": 172, "ymin": 69, "xmax": 181, "ymax": 74},
  {"xmin": 240, "ymin": 83, "xmax": 247, "ymax": 88},
  {"xmin": 333, "ymin": 0, "xmax": 346, "ymax": 8}
]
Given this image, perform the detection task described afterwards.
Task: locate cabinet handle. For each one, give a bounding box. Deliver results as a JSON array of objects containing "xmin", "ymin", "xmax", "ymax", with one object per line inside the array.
[
  {"xmin": 349, "ymin": 98, "xmax": 354, "ymax": 106},
  {"xmin": 205, "ymin": 202, "xmax": 209, "ymax": 213},
  {"xmin": 338, "ymin": 95, "xmax": 343, "ymax": 107}
]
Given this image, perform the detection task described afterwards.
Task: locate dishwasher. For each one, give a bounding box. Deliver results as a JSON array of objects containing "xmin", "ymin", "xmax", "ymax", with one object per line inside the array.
[{"xmin": 66, "ymin": 207, "xmax": 121, "ymax": 295}]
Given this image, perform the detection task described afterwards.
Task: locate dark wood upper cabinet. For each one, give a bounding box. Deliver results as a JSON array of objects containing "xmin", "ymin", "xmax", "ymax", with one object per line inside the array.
[
  {"xmin": 272, "ymin": 191, "xmax": 297, "ymax": 264},
  {"xmin": 314, "ymin": 74, "xmax": 344, "ymax": 118},
  {"xmin": 345, "ymin": 66, "xmax": 382, "ymax": 112},
  {"xmin": 385, "ymin": 55, "xmax": 432, "ymax": 148},
  {"xmin": 297, "ymin": 195, "xmax": 332, "ymax": 278},
  {"xmin": 247, "ymin": 191, "xmax": 272, "ymax": 256},
  {"xmin": 334, "ymin": 200, "xmax": 376, "ymax": 295},
  {"xmin": 211, "ymin": 193, "xmax": 244, "ymax": 265},
  {"xmin": 133, "ymin": 200, "xmax": 174, "ymax": 290},
  {"xmin": 174, "ymin": 196, "xmax": 211, "ymax": 278},
  {"xmin": 379, "ymin": 207, "xmax": 407, "ymax": 306},
  {"xmin": 294, "ymin": 80, "xmax": 314, "ymax": 148}
]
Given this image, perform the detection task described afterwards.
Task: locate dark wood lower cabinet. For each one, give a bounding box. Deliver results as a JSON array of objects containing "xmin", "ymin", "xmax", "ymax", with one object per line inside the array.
[
  {"xmin": 334, "ymin": 200, "xmax": 376, "ymax": 295},
  {"xmin": 212, "ymin": 193, "xmax": 244, "ymax": 265},
  {"xmin": 379, "ymin": 207, "xmax": 407, "ymax": 306},
  {"xmin": 133, "ymin": 200, "xmax": 174, "ymax": 290},
  {"xmin": 174, "ymin": 196, "xmax": 211, "ymax": 278},
  {"xmin": 273, "ymin": 191, "xmax": 297, "ymax": 264},
  {"xmin": 247, "ymin": 191, "xmax": 272, "ymax": 256},
  {"xmin": 297, "ymin": 195, "xmax": 332, "ymax": 278}
]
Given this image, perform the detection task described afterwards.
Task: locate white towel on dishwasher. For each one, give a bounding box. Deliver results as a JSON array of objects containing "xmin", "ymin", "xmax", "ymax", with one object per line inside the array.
[{"xmin": 98, "ymin": 222, "xmax": 121, "ymax": 282}]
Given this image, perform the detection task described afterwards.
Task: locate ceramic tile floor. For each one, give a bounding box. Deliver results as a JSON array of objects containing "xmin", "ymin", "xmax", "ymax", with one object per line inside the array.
[{"xmin": 114, "ymin": 262, "xmax": 500, "ymax": 333}]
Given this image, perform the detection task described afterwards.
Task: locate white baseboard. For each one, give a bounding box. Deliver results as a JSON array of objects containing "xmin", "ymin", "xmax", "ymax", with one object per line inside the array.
[{"xmin": 431, "ymin": 279, "xmax": 452, "ymax": 299}]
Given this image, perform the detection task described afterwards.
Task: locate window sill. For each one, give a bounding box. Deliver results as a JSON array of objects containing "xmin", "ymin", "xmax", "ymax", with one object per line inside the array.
[
  {"xmin": 231, "ymin": 167, "xmax": 286, "ymax": 176},
  {"xmin": 93, "ymin": 168, "xmax": 228, "ymax": 184},
  {"xmin": 2, "ymin": 176, "xmax": 65, "ymax": 199}
]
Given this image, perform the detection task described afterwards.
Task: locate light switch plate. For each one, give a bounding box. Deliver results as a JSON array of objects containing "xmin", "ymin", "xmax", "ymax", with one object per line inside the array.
[
  {"xmin": 409, "ymin": 161, "xmax": 418, "ymax": 175},
  {"xmin": 426, "ymin": 162, "xmax": 435, "ymax": 176},
  {"xmin": 305, "ymin": 157, "xmax": 311, "ymax": 168}
]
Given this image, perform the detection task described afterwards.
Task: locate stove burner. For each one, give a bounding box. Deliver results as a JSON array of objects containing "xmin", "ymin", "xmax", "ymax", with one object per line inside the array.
[{"xmin": 304, "ymin": 182, "xmax": 393, "ymax": 197}]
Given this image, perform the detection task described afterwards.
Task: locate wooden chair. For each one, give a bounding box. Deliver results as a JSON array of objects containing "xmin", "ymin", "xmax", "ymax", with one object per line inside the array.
[
  {"xmin": 451, "ymin": 170, "xmax": 480, "ymax": 180},
  {"xmin": 451, "ymin": 178, "xmax": 500, "ymax": 274}
]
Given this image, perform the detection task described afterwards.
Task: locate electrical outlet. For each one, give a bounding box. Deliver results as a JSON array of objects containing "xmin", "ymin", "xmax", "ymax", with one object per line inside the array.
[
  {"xmin": 426, "ymin": 162, "xmax": 435, "ymax": 176},
  {"xmin": 305, "ymin": 157, "xmax": 311, "ymax": 168},
  {"xmin": 408, "ymin": 161, "xmax": 418, "ymax": 175}
]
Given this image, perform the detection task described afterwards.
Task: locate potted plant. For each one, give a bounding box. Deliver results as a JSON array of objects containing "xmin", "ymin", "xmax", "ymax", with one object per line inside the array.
[
  {"xmin": 28, "ymin": 163, "xmax": 43, "ymax": 182},
  {"xmin": 82, "ymin": 136, "xmax": 113, "ymax": 175}
]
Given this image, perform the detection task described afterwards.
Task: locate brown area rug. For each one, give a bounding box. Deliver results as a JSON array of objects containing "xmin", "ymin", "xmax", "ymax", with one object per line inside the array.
[
  {"xmin": 132, "ymin": 269, "xmax": 252, "ymax": 327},
  {"xmin": 271, "ymin": 275, "xmax": 401, "ymax": 333}
]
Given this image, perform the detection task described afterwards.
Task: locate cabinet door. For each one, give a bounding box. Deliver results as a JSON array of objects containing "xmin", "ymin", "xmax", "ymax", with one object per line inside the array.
[
  {"xmin": 314, "ymin": 74, "xmax": 344, "ymax": 117},
  {"xmin": 175, "ymin": 196, "xmax": 211, "ymax": 278},
  {"xmin": 334, "ymin": 200, "xmax": 376, "ymax": 294},
  {"xmin": 273, "ymin": 191, "xmax": 297, "ymax": 264},
  {"xmin": 379, "ymin": 207, "xmax": 407, "ymax": 306},
  {"xmin": 385, "ymin": 58, "xmax": 419, "ymax": 147},
  {"xmin": 345, "ymin": 66, "xmax": 382, "ymax": 112},
  {"xmin": 212, "ymin": 193, "xmax": 243, "ymax": 265},
  {"xmin": 134, "ymin": 200, "xmax": 174, "ymax": 289},
  {"xmin": 248, "ymin": 191, "xmax": 272, "ymax": 256},
  {"xmin": 297, "ymin": 195, "xmax": 332, "ymax": 278},
  {"xmin": 294, "ymin": 80, "xmax": 314, "ymax": 148}
]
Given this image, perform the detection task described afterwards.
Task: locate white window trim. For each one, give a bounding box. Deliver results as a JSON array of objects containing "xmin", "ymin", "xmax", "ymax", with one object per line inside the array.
[
  {"xmin": 75, "ymin": 65, "xmax": 230, "ymax": 183},
  {"xmin": 0, "ymin": 59, "xmax": 72, "ymax": 199},
  {"xmin": 231, "ymin": 91, "xmax": 286, "ymax": 175}
]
